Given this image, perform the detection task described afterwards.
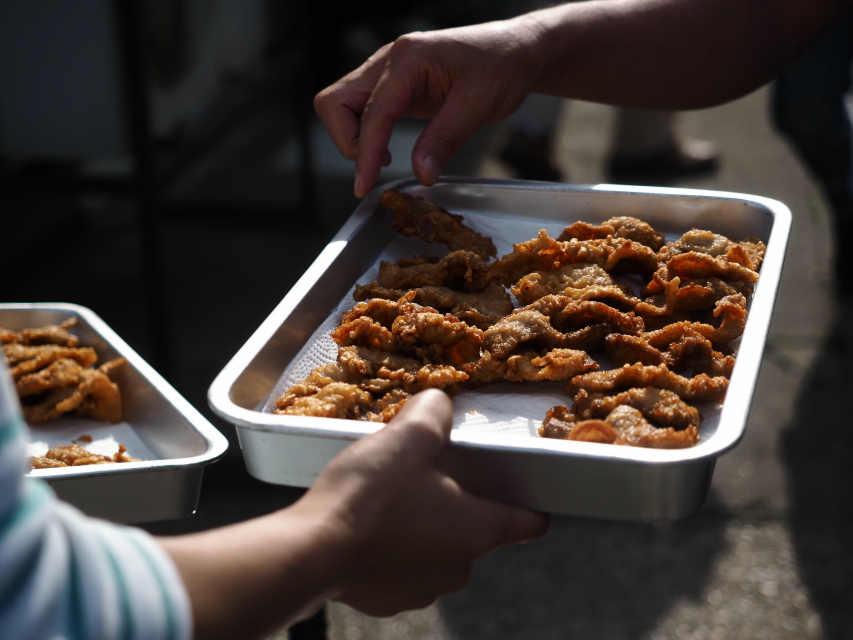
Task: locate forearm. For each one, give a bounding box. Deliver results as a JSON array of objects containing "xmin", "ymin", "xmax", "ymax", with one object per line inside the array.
[
  {"xmin": 523, "ymin": 0, "xmax": 852, "ymax": 109},
  {"xmin": 159, "ymin": 503, "xmax": 351, "ymax": 640}
]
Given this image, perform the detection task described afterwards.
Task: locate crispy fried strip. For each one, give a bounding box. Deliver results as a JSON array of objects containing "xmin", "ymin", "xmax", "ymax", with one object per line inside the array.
[
  {"xmin": 571, "ymin": 387, "xmax": 701, "ymax": 430},
  {"xmin": 376, "ymin": 250, "xmax": 493, "ymax": 291},
  {"xmin": 382, "ymin": 190, "xmax": 497, "ymax": 260},
  {"xmin": 568, "ymin": 362, "xmax": 729, "ymax": 402}
]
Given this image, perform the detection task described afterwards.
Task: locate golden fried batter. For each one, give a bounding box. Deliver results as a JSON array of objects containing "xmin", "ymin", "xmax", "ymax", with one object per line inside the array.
[
  {"xmin": 376, "ymin": 250, "xmax": 493, "ymax": 292},
  {"xmin": 353, "ymin": 281, "xmax": 513, "ymax": 329},
  {"xmin": 511, "ymin": 262, "xmax": 639, "ymax": 308},
  {"xmin": 3, "ymin": 344, "xmax": 98, "ymax": 380},
  {"xmin": 30, "ymin": 442, "xmax": 140, "ymax": 468},
  {"xmin": 382, "ymin": 190, "xmax": 497, "ymax": 260},
  {"xmin": 21, "ymin": 359, "xmax": 125, "ymax": 424},
  {"xmin": 470, "ymin": 348, "xmax": 599, "ymax": 384},
  {"xmin": 568, "ymin": 362, "xmax": 729, "ymax": 402},
  {"xmin": 559, "ymin": 217, "xmax": 665, "ymax": 251},
  {"xmin": 659, "ymin": 229, "xmax": 766, "ymax": 270},
  {"xmin": 571, "ymin": 387, "xmax": 701, "ymax": 430},
  {"xmin": 1, "ymin": 318, "xmax": 80, "ymax": 346}
]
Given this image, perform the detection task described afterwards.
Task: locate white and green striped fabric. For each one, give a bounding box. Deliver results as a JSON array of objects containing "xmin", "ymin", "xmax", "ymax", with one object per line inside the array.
[{"xmin": 0, "ymin": 362, "xmax": 192, "ymax": 640}]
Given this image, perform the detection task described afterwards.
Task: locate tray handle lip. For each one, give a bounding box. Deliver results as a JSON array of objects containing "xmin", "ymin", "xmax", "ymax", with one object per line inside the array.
[
  {"xmin": 1, "ymin": 302, "xmax": 230, "ymax": 472},
  {"xmin": 208, "ymin": 179, "xmax": 793, "ymax": 468}
]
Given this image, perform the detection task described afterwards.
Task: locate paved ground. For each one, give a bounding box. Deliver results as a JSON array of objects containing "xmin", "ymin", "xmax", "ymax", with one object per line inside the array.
[{"xmin": 5, "ymin": 83, "xmax": 852, "ymax": 637}]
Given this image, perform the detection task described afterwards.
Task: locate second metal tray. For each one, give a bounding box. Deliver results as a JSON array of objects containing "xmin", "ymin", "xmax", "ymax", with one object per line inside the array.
[
  {"xmin": 2, "ymin": 303, "xmax": 229, "ymax": 524},
  {"xmin": 209, "ymin": 178, "xmax": 790, "ymax": 522}
]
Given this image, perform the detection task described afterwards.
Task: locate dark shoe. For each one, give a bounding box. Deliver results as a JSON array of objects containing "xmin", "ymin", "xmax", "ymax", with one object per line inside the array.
[
  {"xmin": 499, "ymin": 129, "xmax": 564, "ymax": 182},
  {"xmin": 607, "ymin": 138, "xmax": 719, "ymax": 184}
]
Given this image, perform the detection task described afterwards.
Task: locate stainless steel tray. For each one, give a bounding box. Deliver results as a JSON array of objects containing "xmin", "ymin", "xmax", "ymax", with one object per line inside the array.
[
  {"xmin": 208, "ymin": 177, "xmax": 791, "ymax": 522},
  {"xmin": 1, "ymin": 303, "xmax": 229, "ymax": 524}
]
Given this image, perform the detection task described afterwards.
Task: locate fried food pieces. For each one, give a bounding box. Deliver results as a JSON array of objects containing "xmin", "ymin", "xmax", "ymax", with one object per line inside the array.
[
  {"xmin": 280, "ymin": 190, "xmax": 763, "ymax": 449},
  {"xmin": 31, "ymin": 441, "xmax": 140, "ymax": 469},
  {"xmin": 382, "ymin": 190, "xmax": 497, "ymax": 260},
  {"xmin": 2, "ymin": 320, "xmax": 125, "ymax": 425}
]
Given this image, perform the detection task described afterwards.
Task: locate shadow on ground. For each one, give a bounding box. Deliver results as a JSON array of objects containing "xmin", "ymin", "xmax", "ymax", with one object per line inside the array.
[
  {"xmin": 781, "ymin": 307, "xmax": 853, "ymax": 639},
  {"xmin": 436, "ymin": 513, "xmax": 726, "ymax": 639}
]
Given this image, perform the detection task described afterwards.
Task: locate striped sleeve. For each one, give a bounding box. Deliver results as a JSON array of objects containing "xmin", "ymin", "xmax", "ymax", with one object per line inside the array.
[{"xmin": 0, "ymin": 363, "xmax": 192, "ymax": 640}]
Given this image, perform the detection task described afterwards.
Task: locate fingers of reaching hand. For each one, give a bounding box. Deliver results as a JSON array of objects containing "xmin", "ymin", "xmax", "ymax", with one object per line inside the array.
[
  {"xmin": 314, "ymin": 45, "xmax": 391, "ymax": 163},
  {"xmin": 354, "ymin": 36, "xmax": 441, "ymax": 197}
]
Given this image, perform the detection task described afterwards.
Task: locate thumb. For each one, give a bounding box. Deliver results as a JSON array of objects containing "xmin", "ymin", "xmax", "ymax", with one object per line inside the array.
[{"xmin": 379, "ymin": 389, "xmax": 454, "ymax": 465}]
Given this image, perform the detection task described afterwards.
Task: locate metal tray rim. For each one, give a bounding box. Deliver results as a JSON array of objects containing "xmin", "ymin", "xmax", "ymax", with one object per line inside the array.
[{"xmin": 208, "ymin": 178, "xmax": 791, "ymax": 466}]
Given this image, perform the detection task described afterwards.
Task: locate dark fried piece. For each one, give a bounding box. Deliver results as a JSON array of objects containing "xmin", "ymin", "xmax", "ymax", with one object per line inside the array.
[
  {"xmin": 484, "ymin": 297, "xmax": 643, "ymax": 358},
  {"xmin": 3, "ymin": 344, "xmax": 98, "ymax": 380},
  {"xmin": 353, "ymin": 282, "xmax": 513, "ymax": 329},
  {"xmin": 604, "ymin": 334, "xmax": 667, "ymax": 367},
  {"xmin": 336, "ymin": 296, "xmax": 484, "ymax": 364},
  {"xmin": 276, "ymin": 382, "xmax": 375, "ymax": 419},
  {"xmin": 602, "ymin": 238, "xmax": 659, "ymax": 275},
  {"xmin": 276, "ymin": 346, "xmax": 469, "ymax": 418},
  {"xmin": 511, "ymin": 262, "xmax": 639, "ymax": 308},
  {"xmin": 664, "ymin": 330, "xmax": 736, "ymax": 377},
  {"xmin": 391, "ymin": 306, "xmax": 484, "ymax": 365},
  {"xmin": 22, "ymin": 359, "xmax": 125, "ymax": 424},
  {"xmin": 640, "ymin": 294, "xmax": 748, "ymax": 346},
  {"xmin": 659, "ymin": 229, "xmax": 766, "ymax": 271},
  {"xmin": 376, "ymin": 251, "xmax": 493, "ymax": 292},
  {"xmin": 642, "ymin": 276, "xmax": 749, "ymax": 313},
  {"xmin": 492, "ymin": 231, "xmax": 614, "ymax": 285},
  {"xmin": 568, "ymin": 362, "xmax": 729, "ymax": 402},
  {"xmin": 382, "ymin": 190, "xmax": 497, "ymax": 260},
  {"xmin": 666, "ymin": 252, "xmax": 759, "ymax": 284},
  {"xmin": 1, "ymin": 318, "xmax": 80, "ymax": 346},
  {"xmin": 16, "ymin": 357, "xmax": 86, "ymax": 397},
  {"xmin": 559, "ymin": 216, "xmax": 665, "ymax": 251},
  {"xmin": 470, "ymin": 348, "xmax": 598, "ymax": 384},
  {"xmin": 571, "ymin": 387, "xmax": 700, "ymax": 430},
  {"xmin": 539, "ymin": 402, "xmax": 699, "ymax": 448}
]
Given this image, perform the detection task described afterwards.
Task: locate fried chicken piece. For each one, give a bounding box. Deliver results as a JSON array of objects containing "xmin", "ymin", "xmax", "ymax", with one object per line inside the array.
[
  {"xmin": 3, "ymin": 344, "xmax": 98, "ymax": 380},
  {"xmin": 604, "ymin": 334, "xmax": 667, "ymax": 367},
  {"xmin": 336, "ymin": 295, "xmax": 484, "ymax": 364},
  {"xmin": 571, "ymin": 387, "xmax": 701, "ymax": 430},
  {"xmin": 364, "ymin": 389, "xmax": 412, "ymax": 422},
  {"xmin": 511, "ymin": 262, "xmax": 639, "ymax": 308},
  {"xmin": 391, "ymin": 307, "xmax": 484, "ymax": 365},
  {"xmin": 666, "ymin": 252, "xmax": 760, "ymax": 285},
  {"xmin": 602, "ymin": 238, "xmax": 659, "ymax": 275},
  {"xmin": 331, "ymin": 315, "xmax": 398, "ymax": 351},
  {"xmin": 276, "ymin": 382, "xmax": 374, "ymax": 419},
  {"xmin": 641, "ymin": 276, "xmax": 749, "ymax": 313},
  {"xmin": 492, "ymin": 230, "xmax": 615, "ymax": 284},
  {"xmin": 276, "ymin": 346, "xmax": 469, "ymax": 416},
  {"xmin": 0, "ymin": 318, "xmax": 80, "ymax": 346},
  {"xmin": 470, "ymin": 348, "xmax": 599, "ymax": 384},
  {"xmin": 484, "ymin": 297, "xmax": 642, "ymax": 358},
  {"xmin": 539, "ymin": 403, "xmax": 699, "ymax": 448},
  {"xmin": 659, "ymin": 229, "xmax": 766, "ymax": 271},
  {"xmin": 567, "ymin": 362, "xmax": 729, "ymax": 402},
  {"xmin": 639, "ymin": 293, "xmax": 748, "ymax": 347},
  {"xmin": 605, "ymin": 330, "xmax": 735, "ymax": 377},
  {"xmin": 558, "ymin": 217, "xmax": 666, "ymax": 251},
  {"xmin": 353, "ymin": 281, "xmax": 513, "ymax": 329},
  {"xmin": 338, "ymin": 346, "xmax": 469, "ymax": 393},
  {"xmin": 22, "ymin": 360, "xmax": 125, "ymax": 424},
  {"xmin": 382, "ymin": 190, "xmax": 497, "ymax": 260},
  {"xmin": 375, "ymin": 250, "xmax": 493, "ymax": 292},
  {"xmin": 665, "ymin": 330, "xmax": 736, "ymax": 377},
  {"xmin": 16, "ymin": 357, "xmax": 87, "ymax": 397}
]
